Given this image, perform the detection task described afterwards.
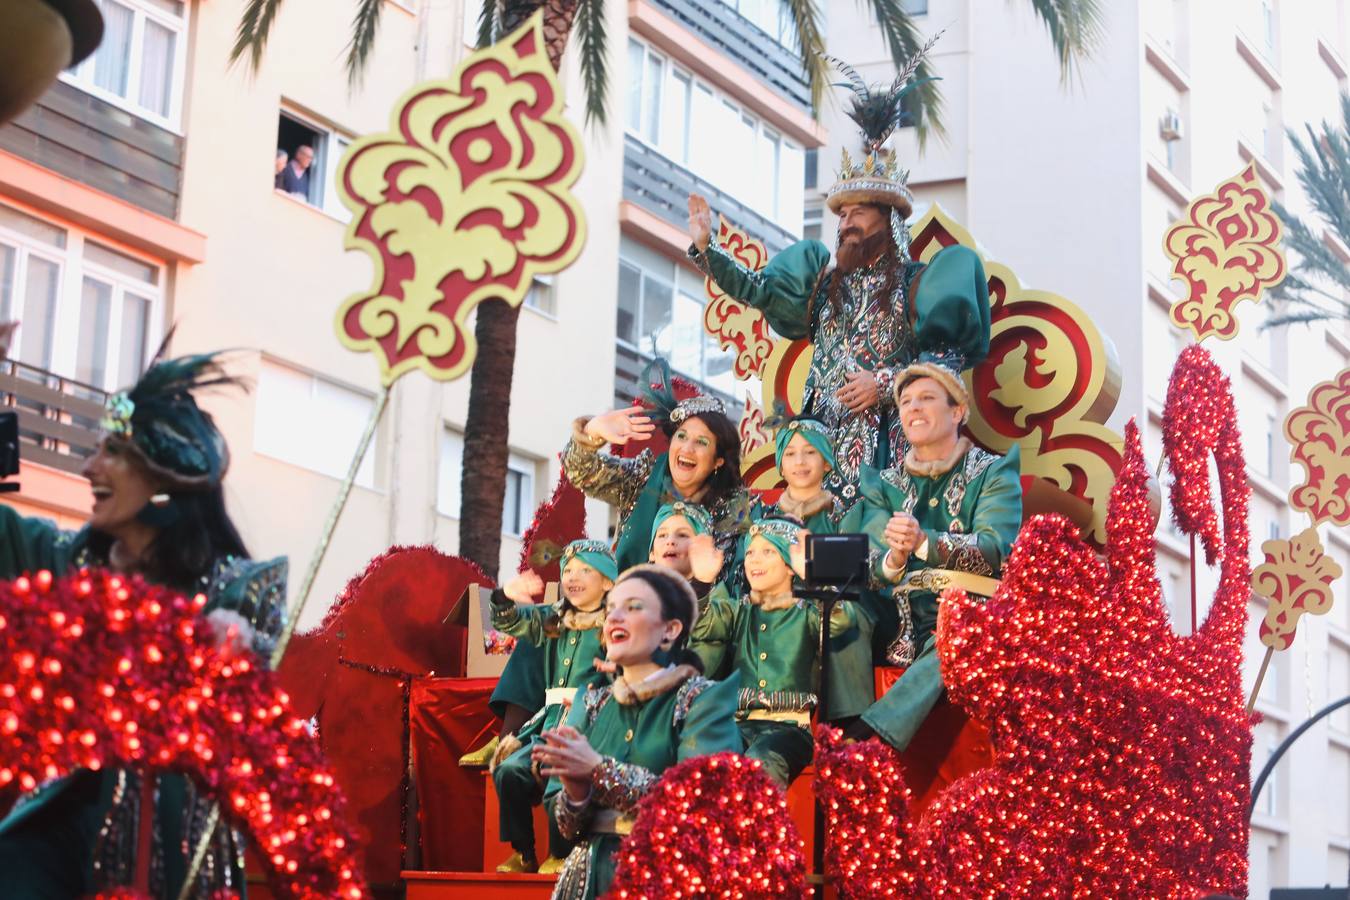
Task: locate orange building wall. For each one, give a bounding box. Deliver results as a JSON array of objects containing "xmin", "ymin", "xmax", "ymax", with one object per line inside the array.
[{"xmin": 2, "ymin": 460, "xmax": 90, "ymax": 530}]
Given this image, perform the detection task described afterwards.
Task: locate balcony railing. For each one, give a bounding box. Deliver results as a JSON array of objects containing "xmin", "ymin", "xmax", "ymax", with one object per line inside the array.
[
  {"xmin": 0, "ymin": 360, "xmax": 107, "ymax": 475},
  {"xmin": 649, "ymin": 0, "xmax": 811, "ymax": 112},
  {"xmin": 623, "ymin": 134, "xmax": 798, "ymax": 256}
]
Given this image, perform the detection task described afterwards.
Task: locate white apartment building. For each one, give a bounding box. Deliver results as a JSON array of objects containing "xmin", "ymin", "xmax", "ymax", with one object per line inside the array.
[{"xmin": 821, "ymin": 0, "xmax": 1350, "ymax": 895}]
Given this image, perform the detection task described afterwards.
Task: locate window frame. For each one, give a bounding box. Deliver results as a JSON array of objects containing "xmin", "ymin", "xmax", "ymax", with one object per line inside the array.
[
  {"xmin": 0, "ymin": 201, "xmax": 164, "ymax": 390},
  {"xmin": 60, "ymin": 0, "xmax": 190, "ymax": 133}
]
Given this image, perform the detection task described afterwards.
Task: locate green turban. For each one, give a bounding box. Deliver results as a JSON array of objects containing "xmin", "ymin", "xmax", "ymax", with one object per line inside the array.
[
  {"xmin": 649, "ymin": 501, "xmax": 713, "ymax": 550},
  {"xmin": 774, "ymin": 418, "xmax": 836, "ymax": 473},
  {"xmin": 742, "ymin": 517, "xmax": 803, "ymax": 566},
  {"xmin": 560, "ymin": 539, "xmax": 618, "ymax": 582}
]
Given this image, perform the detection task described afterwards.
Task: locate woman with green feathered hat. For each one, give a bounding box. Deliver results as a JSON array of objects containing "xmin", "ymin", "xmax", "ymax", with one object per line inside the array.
[{"xmin": 0, "ymin": 339, "xmax": 288, "ymax": 897}]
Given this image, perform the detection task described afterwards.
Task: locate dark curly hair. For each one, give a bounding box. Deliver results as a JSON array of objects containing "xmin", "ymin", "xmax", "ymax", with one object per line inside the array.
[{"xmin": 662, "ymin": 410, "xmax": 743, "ymax": 506}]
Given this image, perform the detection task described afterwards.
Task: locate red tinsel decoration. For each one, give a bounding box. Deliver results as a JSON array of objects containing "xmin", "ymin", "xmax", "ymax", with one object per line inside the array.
[
  {"xmin": 519, "ymin": 469, "xmax": 589, "ymax": 586},
  {"xmin": 813, "ymin": 726, "xmax": 915, "ymax": 898},
  {"xmin": 604, "ymin": 752, "xmax": 807, "ymax": 899},
  {"xmin": 0, "ymin": 568, "xmax": 369, "ymax": 899},
  {"xmin": 812, "ymin": 345, "xmax": 1252, "ymax": 897}
]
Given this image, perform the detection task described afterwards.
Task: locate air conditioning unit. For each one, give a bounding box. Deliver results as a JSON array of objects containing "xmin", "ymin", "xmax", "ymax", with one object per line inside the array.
[{"xmin": 1160, "ymin": 109, "xmax": 1184, "ymax": 142}]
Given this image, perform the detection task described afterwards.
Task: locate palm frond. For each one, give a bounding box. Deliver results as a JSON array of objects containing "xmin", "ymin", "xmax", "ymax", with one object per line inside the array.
[
  {"xmin": 345, "ymin": 0, "xmax": 384, "ymax": 88},
  {"xmin": 575, "ymin": 0, "xmax": 609, "ymax": 126},
  {"xmin": 476, "ymin": 0, "xmax": 501, "ymax": 48},
  {"xmin": 782, "ymin": 0, "xmax": 829, "ymax": 113},
  {"xmin": 862, "ymin": 0, "xmax": 946, "ymax": 147},
  {"xmin": 229, "ymin": 0, "xmax": 286, "ymax": 71},
  {"xmin": 1025, "ymin": 0, "xmax": 1105, "ymax": 83}
]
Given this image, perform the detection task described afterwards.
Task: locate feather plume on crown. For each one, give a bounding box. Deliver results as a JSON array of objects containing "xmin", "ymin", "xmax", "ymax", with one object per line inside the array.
[{"xmin": 825, "ymin": 32, "xmax": 942, "ymax": 218}]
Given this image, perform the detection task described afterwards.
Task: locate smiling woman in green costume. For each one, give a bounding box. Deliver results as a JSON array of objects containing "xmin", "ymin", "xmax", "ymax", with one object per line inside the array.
[
  {"xmin": 535, "ymin": 565, "xmax": 740, "ymax": 900},
  {"xmin": 0, "ymin": 342, "xmax": 287, "ymax": 899}
]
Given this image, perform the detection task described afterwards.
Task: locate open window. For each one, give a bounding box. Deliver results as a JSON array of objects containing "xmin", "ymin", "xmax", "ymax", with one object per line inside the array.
[{"xmin": 275, "ymin": 110, "xmax": 352, "ymax": 222}]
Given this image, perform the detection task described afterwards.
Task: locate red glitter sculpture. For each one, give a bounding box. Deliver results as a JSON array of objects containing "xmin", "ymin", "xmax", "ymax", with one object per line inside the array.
[
  {"xmin": 605, "ymin": 753, "xmax": 808, "ymax": 899},
  {"xmin": 814, "ymin": 344, "xmax": 1253, "ymax": 898},
  {"xmin": 0, "ymin": 568, "xmax": 369, "ymax": 899}
]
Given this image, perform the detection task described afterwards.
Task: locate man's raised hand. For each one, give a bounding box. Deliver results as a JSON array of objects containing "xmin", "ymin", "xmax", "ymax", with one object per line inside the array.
[{"xmin": 688, "ymin": 194, "xmax": 713, "ymax": 252}]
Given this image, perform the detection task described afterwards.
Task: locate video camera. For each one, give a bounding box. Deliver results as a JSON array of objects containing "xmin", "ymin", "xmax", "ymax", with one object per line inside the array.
[{"xmin": 803, "ymin": 532, "xmax": 869, "ymax": 589}]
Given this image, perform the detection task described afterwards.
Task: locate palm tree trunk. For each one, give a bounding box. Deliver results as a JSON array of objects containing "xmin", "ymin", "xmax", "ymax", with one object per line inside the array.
[
  {"xmin": 458, "ymin": 300, "xmax": 522, "ymax": 582},
  {"xmin": 457, "ymin": 0, "xmax": 579, "ymax": 579}
]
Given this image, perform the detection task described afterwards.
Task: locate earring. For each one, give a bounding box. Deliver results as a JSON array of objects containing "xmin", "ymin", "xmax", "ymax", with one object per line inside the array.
[{"xmin": 149, "ymin": 493, "xmax": 171, "ymax": 507}]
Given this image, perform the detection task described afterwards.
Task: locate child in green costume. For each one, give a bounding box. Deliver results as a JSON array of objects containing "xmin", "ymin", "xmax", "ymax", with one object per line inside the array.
[
  {"xmin": 691, "ymin": 518, "xmax": 853, "ymax": 786},
  {"xmin": 489, "ymin": 540, "xmax": 616, "ymax": 875},
  {"xmin": 537, "ymin": 565, "xmax": 740, "ymax": 899}
]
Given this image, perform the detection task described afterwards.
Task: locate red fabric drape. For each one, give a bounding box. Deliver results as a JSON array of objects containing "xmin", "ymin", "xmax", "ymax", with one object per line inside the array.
[
  {"xmin": 410, "ymin": 677, "xmax": 498, "ymax": 872},
  {"xmin": 874, "ymin": 667, "xmax": 995, "ymax": 820}
]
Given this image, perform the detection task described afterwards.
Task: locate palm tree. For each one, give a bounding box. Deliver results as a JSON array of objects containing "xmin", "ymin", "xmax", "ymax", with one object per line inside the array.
[
  {"xmin": 1268, "ymin": 93, "xmax": 1350, "ymax": 328},
  {"xmin": 231, "ymin": 0, "xmax": 1104, "ymax": 580}
]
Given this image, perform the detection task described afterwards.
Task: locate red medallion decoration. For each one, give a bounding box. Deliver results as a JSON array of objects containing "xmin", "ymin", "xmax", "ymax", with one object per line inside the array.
[
  {"xmin": 702, "ymin": 221, "xmax": 776, "ymax": 381},
  {"xmin": 738, "ymin": 394, "xmax": 770, "ymax": 458},
  {"xmin": 335, "ymin": 13, "xmax": 586, "ymax": 385},
  {"xmin": 1163, "ymin": 163, "xmax": 1286, "ymax": 343},
  {"xmin": 810, "ymin": 346, "xmax": 1252, "ymax": 897},
  {"xmin": 1284, "ymin": 366, "xmax": 1350, "ymax": 527},
  {"xmin": 0, "ymin": 569, "xmax": 368, "ymax": 898}
]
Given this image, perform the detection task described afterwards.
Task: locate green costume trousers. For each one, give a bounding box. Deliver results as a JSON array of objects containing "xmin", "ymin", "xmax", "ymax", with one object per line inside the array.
[
  {"xmin": 493, "ymin": 741, "xmax": 572, "ymax": 860},
  {"xmin": 859, "ymin": 597, "xmax": 943, "ymax": 752},
  {"xmin": 0, "ymin": 772, "xmax": 104, "ymax": 899},
  {"xmin": 739, "ymin": 720, "xmax": 814, "ymax": 787}
]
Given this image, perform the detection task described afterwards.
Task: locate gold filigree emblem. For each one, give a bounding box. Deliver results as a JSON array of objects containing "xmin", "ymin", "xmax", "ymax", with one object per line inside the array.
[
  {"xmin": 1252, "ymin": 526, "xmax": 1344, "ymax": 651},
  {"xmin": 703, "ymin": 221, "xmax": 776, "ymax": 380},
  {"xmin": 335, "ymin": 13, "xmax": 586, "ymax": 385},
  {"xmin": 1163, "ymin": 164, "xmax": 1286, "ymax": 343},
  {"xmin": 1285, "ymin": 366, "xmax": 1350, "ymax": 527}
]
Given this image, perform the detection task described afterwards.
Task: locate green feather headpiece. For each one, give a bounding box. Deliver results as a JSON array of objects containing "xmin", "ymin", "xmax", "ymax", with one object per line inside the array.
[{"xmin": 101, "ymin": 348, "xmax": 241, "ymax": 489}]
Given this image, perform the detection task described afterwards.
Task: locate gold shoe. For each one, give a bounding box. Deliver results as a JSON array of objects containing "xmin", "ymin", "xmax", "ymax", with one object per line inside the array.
[
  {"xmin": 458, "ymin": 735, "xmax": 499, "ymax": 767},
  {"xmin": 537, "ymin": 856, "xmax": 567, "ymax": 875},
  {"xmin": 495, "ymin": 851, "xmax": 538, "ymax": 874}
]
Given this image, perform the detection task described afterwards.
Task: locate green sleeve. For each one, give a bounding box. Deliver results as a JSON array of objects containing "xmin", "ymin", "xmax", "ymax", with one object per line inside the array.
[
  {"xmin": 804, "ymin": 597, "xmax": 856, "ymax": 638},
  {"xmin": 853, "ymin": 468, "xmax": 904, "ymax": 583},
  {"xmin": 920, "ymin": 446, "xmax": 1022, "ymax": 576},
  {"xmin": 697, "ymin": 239, "xmax": 831, "ymax": 340},
  {"xmin": 0, "ymin": 503, "xmax": 82, "ymax": 581},
  {"xmin": 691, "ymin": 590, "xmax": 738, "ymax": 645},
  {"xmin": 209, "ymin": 556, "xmax": 289, "ymax": 659},
  {"xmin": 910, "ymin": 244, "xmax": 991, "ymax": 370},
  {"xmin": 676, "ymin": 676, "xmax": 743, "ymax": 761},
  {"xmin": 489, "ymin": 591, "xmax": 553, "ymax": 646}
]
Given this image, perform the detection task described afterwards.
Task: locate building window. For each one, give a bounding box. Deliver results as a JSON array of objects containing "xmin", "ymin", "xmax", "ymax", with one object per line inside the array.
[
  {"xmin": 438, "ymin": 426, "xmax": 464, "ymax": 517},
  {"xmin": 254, "ymin": 360, "xmax": 379, "ymax": 488},
  {"xmin": 276, "ymin": 110, "xmax": 353, "ymax": 222},
  {"xmin": 1265, "ymin": 413, "xmax": 1278, "ymax": 479},
  {"xmin": 502, "ymin": 454, "xmax": 536, "ymax": 536},
  {"xmin": 523, "ymin": 275, "xmax": 557, "ymax": 317},
  {"xmin": 901, "ymin": 0, "xmax": 929, "ymax": 14},
  {"xmin": 802, "ymin": 206, "xmax": 823, "ymax": 242},
  {"xmin": 725, "ymin": 0, "xmax": 803, "ymax": 51},
  {"xmin": 626, "ymin": 36, "xmax": 804, "ymax": 233},
  {"xmin": 63, "ymin": 0, "xmax": 187, "ymax": 128},
  {"xmin": 617, "ymin": 237, "xmax": 738, "ymax": 398},
  {"xmin": 0, "ymin": 202, "xmax": 162, "ymax": 389}
]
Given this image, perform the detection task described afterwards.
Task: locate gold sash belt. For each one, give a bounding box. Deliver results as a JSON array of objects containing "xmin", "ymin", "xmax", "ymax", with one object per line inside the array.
[
  {"xmin": 742, "ymin": 709, "xmax": 812, "ymax": 726},
  {"xmin": 896, "ymin": 568, "xmax": 1001, "ymax": 599}
]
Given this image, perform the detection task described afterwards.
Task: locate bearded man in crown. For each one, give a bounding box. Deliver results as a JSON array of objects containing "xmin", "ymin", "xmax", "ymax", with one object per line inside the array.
[{"xmin": 687, "ymin": 55, "xmax": 989, "ymax": 507}]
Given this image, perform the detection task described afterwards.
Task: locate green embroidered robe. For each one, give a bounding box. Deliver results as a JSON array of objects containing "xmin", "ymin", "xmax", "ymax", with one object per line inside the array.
[
  {"xmin": 550, "ymin": 669, "xmax": 741, "ymax": 899},
  {"xmin": 855, "ymin": 443, "xmax": 1022, "ymax": 751},
  {"xmin": 693, "ymin": 239, "xmax": 989, "ymax": 505}
]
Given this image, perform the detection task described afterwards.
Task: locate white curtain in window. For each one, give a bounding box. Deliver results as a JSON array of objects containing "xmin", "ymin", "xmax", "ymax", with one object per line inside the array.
[
  {"xmin": 643, "ymin": 52, "xmax": 664, "ymax": 144},
  {"xmin": 669, "ymin": 292, "xmax": 703, "ymax": 381},
  {"xmin": 119, "ymin": 293, "xmax": 151, "ymax": 386},
  {"xmin": 19, "ymin": 257, "xmax": 60, "ymax": 371},
  {"xmin": 626, "ymin": 40, "xmax": 645, "ymax": 133},
  {"xmin": 77, "ymin": 278, "xmax": 113, "ymax": 388},
  {"xmin": 138, "ymin": 18, "xmax": 176, "ymax": 117},
  {"xmin": 438, "ymin": 429, "xmax": 465, "ymax": 516},
  {"xmin": 0, "ymin": 245, "xmax": 15, "ymax": 321},
  {"xmin": 93, "ymin": 0, "xmax": 134, "ymax": 97},
  {"xmin": 660, "ymin": 69, "xmax": 691, "ymax": 166},
  {"xmin": 777, "ymin": 141, "xmax": 804, "ymax": 234}
]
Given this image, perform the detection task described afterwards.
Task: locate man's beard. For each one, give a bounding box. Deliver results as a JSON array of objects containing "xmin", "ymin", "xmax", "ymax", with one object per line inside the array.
[{"xmin": 836, "ymin": 227, "xmax": 893, "ymax": 273}]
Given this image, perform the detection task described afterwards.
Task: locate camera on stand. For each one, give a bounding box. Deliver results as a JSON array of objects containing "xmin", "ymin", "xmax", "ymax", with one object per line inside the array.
[
  {"xmin": 0, "ymin": 411, "xmax": 21, "ymax": 493},
  {"xmin": 804, "ymin": 533, "xmax": 869, "ymax": 589}
]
